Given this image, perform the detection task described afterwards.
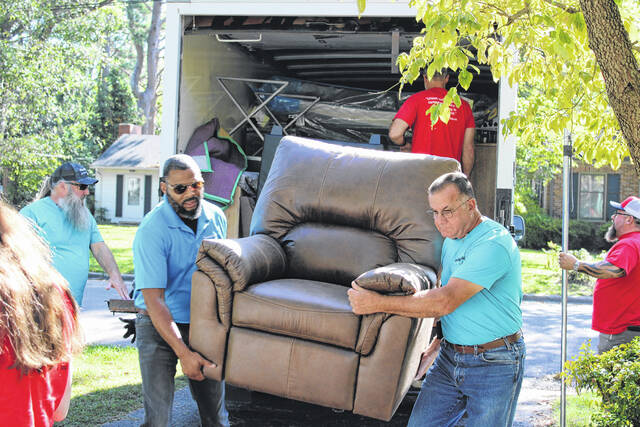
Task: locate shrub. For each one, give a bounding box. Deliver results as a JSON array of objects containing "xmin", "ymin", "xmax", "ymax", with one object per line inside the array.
[
  {"xmin": 521, "ymin": 212, "xmax": 612, "ymax": 252},
  {"xmin": 563, "ymin": 337, "xmax": 640, "ymax": 426},
  {"xmin": 543, "ymin": 242, "xmax": 599, "ymax": 292}
]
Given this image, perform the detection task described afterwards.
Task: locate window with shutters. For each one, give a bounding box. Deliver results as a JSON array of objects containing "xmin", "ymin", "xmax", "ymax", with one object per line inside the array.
[{"xmin": 574, "ymin": 173, "xmax": 620, "ymax": 221}]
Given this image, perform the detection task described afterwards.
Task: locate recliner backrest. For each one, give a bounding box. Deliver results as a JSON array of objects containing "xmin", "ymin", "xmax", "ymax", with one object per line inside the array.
[{"xmin": 250, "ymin": 136, "xmax": 460, "ymax": 285}]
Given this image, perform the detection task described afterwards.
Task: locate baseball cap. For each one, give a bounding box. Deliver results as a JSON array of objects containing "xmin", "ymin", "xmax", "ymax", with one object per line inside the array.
[
  {"xmin": 51, "ymin": 162, "xmax": 98, "ymax": 185},
  {"xmin": 610, "ymin": 196, "xmax": 640, "ymax": 220}
]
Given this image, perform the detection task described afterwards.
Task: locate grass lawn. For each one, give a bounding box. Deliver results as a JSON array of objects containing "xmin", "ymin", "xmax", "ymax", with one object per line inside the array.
[
  {"xmin": 552, "ymin": 391, "xmax": 601, "ymax": 426},
  {"xmin": 58, "ymin": 345, "xmax": 187, "ymax": 426},
  {"xmin": 521, "ymin": 248, "xmax": 559, "ymax": 295},
  {"xmin": 90, "ymin": 224, "xmax": 137, "ymax": 274},
  {"xmin": 520, "ymin": 248, "xmax": 594, "ymax": 296}
]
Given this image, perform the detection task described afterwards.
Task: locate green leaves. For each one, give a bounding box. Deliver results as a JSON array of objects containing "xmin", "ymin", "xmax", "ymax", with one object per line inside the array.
[
  {"xmin": 564, "ymin": 338, "xmax": 640, "ymax": 425},
  {"xmin": 0, "ymin": 2, "xmax": 141, "ymax": 205},
  {"xmin": 398, "ymin": 0, "xmax": 639, "ymax": 170},
  {"xmin": 458, "ymin": 68, "xmax": 473, "ymax": 90}
]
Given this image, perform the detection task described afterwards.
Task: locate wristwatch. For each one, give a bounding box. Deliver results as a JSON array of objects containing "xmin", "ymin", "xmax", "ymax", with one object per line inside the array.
[{"xmin": 573, "ymin": 260, "xmax": 581, "ymax": 272}]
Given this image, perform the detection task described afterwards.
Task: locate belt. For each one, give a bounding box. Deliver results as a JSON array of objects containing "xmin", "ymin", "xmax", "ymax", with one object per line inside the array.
[
  {"xmin": 628, "ymin": 325, "xmax": 640, "ymax": 332},
  {"xmin": 448, "ymin": 331, "xmax": 522, "ymax": 354}
]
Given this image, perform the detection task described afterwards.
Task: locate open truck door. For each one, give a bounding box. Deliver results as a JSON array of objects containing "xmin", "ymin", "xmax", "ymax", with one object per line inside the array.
[{"xmin": 160, "ymin": 1, "xmax": 520, "ymax": 420}]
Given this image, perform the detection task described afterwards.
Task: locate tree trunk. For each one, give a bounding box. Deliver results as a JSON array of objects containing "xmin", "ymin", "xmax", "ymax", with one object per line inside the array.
[
  {"xmin": 128, "ymin": 2, "xmax": 163, "ymax": 135},
  {"xmin": 140, "ymin": 1, "xmax": 162, "ymax": 134},
  {"xmin": 579, "ymin": 0, "xmax": 640, "ymax": 174}
]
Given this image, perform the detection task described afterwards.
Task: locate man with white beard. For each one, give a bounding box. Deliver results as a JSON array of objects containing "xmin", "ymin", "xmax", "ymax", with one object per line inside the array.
[
  {"xmin": 559, "ymin": 196, "xmax": 640, "ymax": 353},
  {"xmin": 20, "ymin": 162, "xmax": 129, "ymax": 305}
]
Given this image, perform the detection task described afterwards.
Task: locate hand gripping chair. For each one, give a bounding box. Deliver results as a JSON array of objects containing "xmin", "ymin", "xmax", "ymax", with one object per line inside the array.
[{"xmin": 190, "ymin": 136, "xmax": 460, "ymax": 421}]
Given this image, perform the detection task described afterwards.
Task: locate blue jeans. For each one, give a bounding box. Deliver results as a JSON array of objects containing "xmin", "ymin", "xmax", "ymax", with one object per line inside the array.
[
  {"xmin": 136, "ymin": 314, "xmax": 229, "ymax": 427},
  {"xmin": 408, "ymin": 336, "xmax": 526, "ymax": 427}
]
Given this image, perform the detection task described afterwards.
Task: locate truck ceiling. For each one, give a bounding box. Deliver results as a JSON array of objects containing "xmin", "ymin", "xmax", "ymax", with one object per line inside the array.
[{"xmin": 184, "ymin": 15, "xmax": 495, "ymax": 94}]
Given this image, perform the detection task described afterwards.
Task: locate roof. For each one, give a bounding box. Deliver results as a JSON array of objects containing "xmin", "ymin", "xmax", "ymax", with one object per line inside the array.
[{"xmin": 92, "ymin": 134, "xmax": 162, "ymax": 169}]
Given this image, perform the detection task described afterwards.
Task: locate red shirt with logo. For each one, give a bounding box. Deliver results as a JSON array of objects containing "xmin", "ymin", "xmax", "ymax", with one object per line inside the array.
[
  {"xmin": 394, "ymin": 87, "xmax": 475, "ymax": 160},
  {"xmin": 592, "ymin": 231, "xmax": 640, "ymax": 334}
]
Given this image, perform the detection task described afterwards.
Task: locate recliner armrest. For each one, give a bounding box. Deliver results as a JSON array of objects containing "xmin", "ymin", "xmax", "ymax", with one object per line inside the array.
[
  {"xmin": 353, "ymin": 263, "xmax": 436, "ymax": 294},
  {"xmin": 197, "ymin": 234, "xmax": 287, "ymax": 292},
  {"xmin": 353, "ymin": 263, "xmax": 436, "ymax": 356}
]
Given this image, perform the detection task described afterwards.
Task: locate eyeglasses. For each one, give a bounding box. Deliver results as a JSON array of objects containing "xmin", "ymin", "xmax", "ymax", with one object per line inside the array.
[
  {"xmin": 166, "ymin": 181, "xmax": 204, "ymax": 195},
  {"xmin": 68, "ymin": 182, "xmax": 89, "ymax": 191},
  {"xmin": 613, "ymin": 211, "xmax": 633, "ymax": 218},
  {"xmin": 428, "ymin": 198, "xmax": 470, "ymax": 220}
]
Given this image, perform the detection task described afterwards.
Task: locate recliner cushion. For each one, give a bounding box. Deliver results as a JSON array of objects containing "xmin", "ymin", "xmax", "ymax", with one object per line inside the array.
[
  {"xmin": 282, "ymin": 223, "xmax": 396, "ymax": 286},
  {"xmin": 232, "ymin": 279, "xmax": 360, "ymax": 350}
]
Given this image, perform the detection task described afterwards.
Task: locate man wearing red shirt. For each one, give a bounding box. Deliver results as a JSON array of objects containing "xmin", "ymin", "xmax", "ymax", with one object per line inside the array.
[
  {"xmin": 559, "ymin": 196, "xmax": 640, "ymax": 353},
  {"xmin": 389, "ymin": 69, "xmax": 476, "ymax": 175}
]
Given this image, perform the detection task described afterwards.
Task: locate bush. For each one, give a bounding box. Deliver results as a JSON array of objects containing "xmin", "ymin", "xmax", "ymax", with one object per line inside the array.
[
  {"xmin": 543, "ymin": 242, "xmax": 600, "ymax": 292},
  {"xmin": 521, "ymin": 212, "xmax": 612, "ymax": 252},
  {"xmin": 564, "ymin": 337, "xmax": 640, "ymax": 426}
]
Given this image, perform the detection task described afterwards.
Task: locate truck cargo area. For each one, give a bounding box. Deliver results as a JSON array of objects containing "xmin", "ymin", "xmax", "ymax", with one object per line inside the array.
[{"xmin": 173, "ymin": 12, "xmax": 511, "ymax": 223}]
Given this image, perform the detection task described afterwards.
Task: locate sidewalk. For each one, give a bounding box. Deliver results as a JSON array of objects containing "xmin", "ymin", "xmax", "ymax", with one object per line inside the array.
[{"xmin": 81, "ymin": 279, "xmax": 597, "ymax": 426}]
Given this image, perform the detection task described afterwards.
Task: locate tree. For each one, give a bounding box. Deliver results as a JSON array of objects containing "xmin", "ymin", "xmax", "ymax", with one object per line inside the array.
[
  {"xmin": 0, "ymin": 1, "xmax": 136, "ymax": 205},
  {"xmin": 359, "ymin": 0, "xmax": 640, "ymax": 172},
  {"xmin": 126, "ymin": 1, "xmax": 164, "ymax": 134},
  {"xmin": 91, "ymin": 5, "xmax": 140, "ymax": 151}
]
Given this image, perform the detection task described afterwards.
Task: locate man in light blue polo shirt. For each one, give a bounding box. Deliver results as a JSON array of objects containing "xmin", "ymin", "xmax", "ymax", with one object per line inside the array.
[
  {"xmin": 20, "ymin": 162, "xmax": 129, "ymax": 305},
  {"xmin": 348, "ymin": 172, "xmax": 525, "ymax": 427},
  {"xmin": 133, "ymin": 154, "xmax": 229, "ymax": 427}
]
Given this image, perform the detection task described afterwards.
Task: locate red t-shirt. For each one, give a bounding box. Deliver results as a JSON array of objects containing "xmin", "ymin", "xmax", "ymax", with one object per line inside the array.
[
  {"xmin": 0, "ymin": 290, "xmax": 74, "ymax": 427},
  {"xmin": 394, "ymin": 87, "xmax": 475, "ymax": 160},
  {"xmin": 592, "ymin": 231, "xmax": 640, "ymax": 334}
]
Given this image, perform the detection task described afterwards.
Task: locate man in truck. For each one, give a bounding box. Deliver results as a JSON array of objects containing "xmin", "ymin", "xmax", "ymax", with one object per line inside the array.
[
  {"xmin": 388, "ymin": 69, "xmax": 476, "ymax": 176},
  {"xmin": 348, "ymin": 172, "xmax": 525, "ymax": 426}
]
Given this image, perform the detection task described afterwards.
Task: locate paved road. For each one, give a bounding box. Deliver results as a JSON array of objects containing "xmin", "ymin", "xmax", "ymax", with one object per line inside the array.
[{"xmin": 79, "ymin": 280, "xmax": 597, "ymax": 426}]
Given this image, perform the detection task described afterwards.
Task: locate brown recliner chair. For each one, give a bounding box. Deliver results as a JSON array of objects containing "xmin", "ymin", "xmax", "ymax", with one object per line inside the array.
[{"xmin": 190, "ymin": 136, "xmax": 459, "ymax": 421}]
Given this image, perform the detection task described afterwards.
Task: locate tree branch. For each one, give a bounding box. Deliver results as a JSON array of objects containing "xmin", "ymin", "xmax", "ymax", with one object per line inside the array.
[{"xmin": 540, "ymin": 0, "xmax": 579, "ymax": 14}]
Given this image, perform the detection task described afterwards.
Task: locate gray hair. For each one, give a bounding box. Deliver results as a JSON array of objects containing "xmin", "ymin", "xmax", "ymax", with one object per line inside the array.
[
  {"xmin": 161, "ymin": 154, "xmax": 201, "ymax": 179},
  {"xmin": 35, "ymin": 176, "xmax": 53, "ymax": 200},
  {"xmin": 428, "ymin": 172, "xmax": 475, "ymax": 200}
]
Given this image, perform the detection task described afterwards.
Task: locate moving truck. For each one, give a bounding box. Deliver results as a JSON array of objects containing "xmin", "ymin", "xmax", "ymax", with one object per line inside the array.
[{"xmin": 160, "ymin": 0, "xmax": 519, "ymax": 231}]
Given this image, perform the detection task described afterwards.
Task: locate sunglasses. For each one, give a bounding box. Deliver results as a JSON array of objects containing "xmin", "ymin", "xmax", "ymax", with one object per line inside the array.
[
  {"xmin": 166, "ymin": 181, "xmax": 204, "ymax": 194},
  {"xmin": 68, "ymin": 182, "xmax": 89, "ymax": 191}
]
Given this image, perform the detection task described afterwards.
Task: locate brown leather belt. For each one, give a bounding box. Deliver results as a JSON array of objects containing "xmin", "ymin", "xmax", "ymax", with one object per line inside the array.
[{"xmin": 448, "ymin": 331, "xmax": 522, "ymax": 354}]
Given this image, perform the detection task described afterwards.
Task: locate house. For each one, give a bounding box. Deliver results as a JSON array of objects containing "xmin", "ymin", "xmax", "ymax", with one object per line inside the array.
[
  {"xmin": 91, "ymin": 124, "xmax": 162, "ymax": 224},
  {"xmin": 541, "ymin": 159, "xmax": 639, "ymax": 222}
]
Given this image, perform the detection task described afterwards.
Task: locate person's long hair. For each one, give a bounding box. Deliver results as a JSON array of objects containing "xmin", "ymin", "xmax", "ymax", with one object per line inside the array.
[{"xmin": 0, "ymin": 199, "xmax": 83, "ymax": 374}]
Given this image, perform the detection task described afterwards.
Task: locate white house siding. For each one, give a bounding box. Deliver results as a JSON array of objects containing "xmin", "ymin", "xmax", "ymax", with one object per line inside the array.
[{"xmin": 94, "ymin": 167, "xmax": 161, "ymax": 223}]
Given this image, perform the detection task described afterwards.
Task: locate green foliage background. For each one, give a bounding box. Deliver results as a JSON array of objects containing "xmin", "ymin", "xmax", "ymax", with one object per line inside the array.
[
  {"xmin": 564, "ymin": 337, "xmax": 640, "ymax": 426},
  {"xmin": 0, "ymin": 1, "xmax": 143, "ymax": 207}
]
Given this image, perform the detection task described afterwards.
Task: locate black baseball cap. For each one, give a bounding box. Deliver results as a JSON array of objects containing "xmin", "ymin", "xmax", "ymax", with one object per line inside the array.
[{"xmin": 51, "ymin": 162, "xmax": 98, "ymax": 185}]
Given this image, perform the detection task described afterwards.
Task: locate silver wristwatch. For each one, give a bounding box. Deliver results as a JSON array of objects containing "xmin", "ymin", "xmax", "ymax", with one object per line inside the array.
[{"xmin": 572, "ymin": 261, "xmax": 580, "ymax": 272}]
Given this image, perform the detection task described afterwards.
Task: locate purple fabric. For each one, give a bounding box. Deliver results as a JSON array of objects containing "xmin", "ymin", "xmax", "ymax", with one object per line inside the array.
[{"xmin": 185, "ymin": 118, "xmax": 246, "ymax": 205}]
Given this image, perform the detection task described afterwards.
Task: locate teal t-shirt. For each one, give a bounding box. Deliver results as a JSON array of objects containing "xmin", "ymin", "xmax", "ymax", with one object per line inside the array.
[
  {"xmin": 133, "ymin": 196, "xmax": 227, "ymax": 324},
  {"xmin": 440, "ymin": 218, "xmax": 522, "ymax": 345},
  {"xmin": 20, "ymin": 197, "xmax": 103, "ymax": 305}
]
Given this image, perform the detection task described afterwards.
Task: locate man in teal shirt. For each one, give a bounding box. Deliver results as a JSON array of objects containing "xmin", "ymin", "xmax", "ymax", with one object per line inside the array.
[
  {"xmin": 20, "ymin": 162, "xmax": 129, "ymax": 305},
  {"xmin": 349, "ymin": 172, "xmax": 525, "ymax": 427}
]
